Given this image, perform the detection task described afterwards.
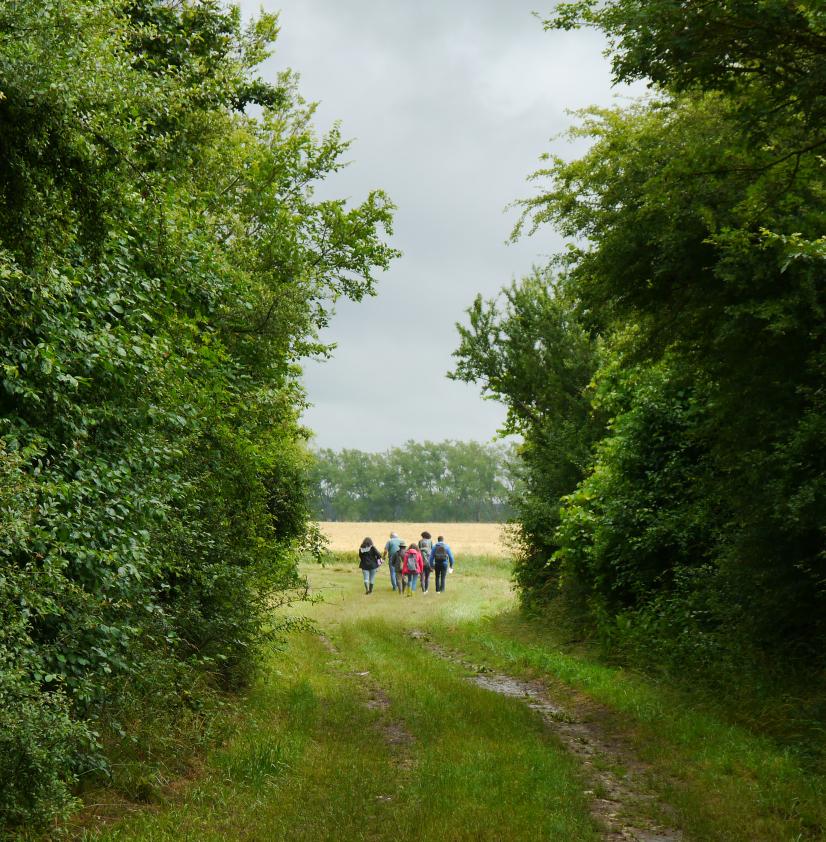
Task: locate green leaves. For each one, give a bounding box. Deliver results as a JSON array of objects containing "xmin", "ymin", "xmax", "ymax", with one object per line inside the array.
[
  {"xmin": 459, "ymin": 2, "xmax": 826, "ymax": 679},
  {"xmin": 0, "ymin": 0, "xmax": 396, "ymax": 830},
  {"xmin": 543, "ymin": 1, "xmax": 826, "ymax": 129},
  {"xmin": 310, "ymin": 441, "xmax": 517, "ymax": 523},
  {"xmin": 451, "ymin": 271, "xmax": 601, "ymax": 605}
]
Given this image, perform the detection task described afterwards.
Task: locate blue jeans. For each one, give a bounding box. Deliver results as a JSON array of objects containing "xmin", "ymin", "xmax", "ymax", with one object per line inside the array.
[
  {"xmin": 406, "ymin": 573, "xmax": 419, "ymax": 592},
  {"xmin": 362, "ymin": 568, "xmax": 377, "ymax": 587},
  {"xmin": 389, "ymin": 564, "xmax": 398, "ymax": 590},
  {"xmin": 434, "ymin": 562, "xmax": 448, "ymax": 592}
]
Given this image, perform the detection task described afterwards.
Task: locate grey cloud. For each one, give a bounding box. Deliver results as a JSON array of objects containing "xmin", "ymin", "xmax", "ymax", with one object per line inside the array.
[{"xmin": 237, "ymin": 1, "xmax": 638, "ymax": 450}]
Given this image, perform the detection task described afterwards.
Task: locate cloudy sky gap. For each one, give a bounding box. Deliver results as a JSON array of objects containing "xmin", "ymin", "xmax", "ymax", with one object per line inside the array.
[{"xmin": 238, "ymin": 1, "xmax": 638, "ymax": 452}]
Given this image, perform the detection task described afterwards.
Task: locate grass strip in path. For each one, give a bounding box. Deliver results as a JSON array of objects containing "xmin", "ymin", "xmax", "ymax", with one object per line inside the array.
[
  {"xmin": 79, "ymin": 554, "xmax": 825, "ymax": 841},
  {"xmin": 408, "ymin": 628, "xmax": 683, "ymax": 842},
  {"xmin": 79, "ymin": 608, "xmax": 601, "ymax": 840},
  {"xmin": 311, "ymin": 555, "xmax": 824, "ymax": 840},
  {"xmin": 333, "ymin": 617, "xmax": 601, "ymax": 842},
  {"xmin": 79, "ymin": 632, "xmax": 402, "ymax": 842}
]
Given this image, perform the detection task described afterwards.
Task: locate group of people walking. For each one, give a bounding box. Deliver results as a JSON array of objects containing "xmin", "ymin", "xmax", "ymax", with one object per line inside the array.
[{"xmin": 358, "ymin": 531, "xmax": 455, "ymax": 596}]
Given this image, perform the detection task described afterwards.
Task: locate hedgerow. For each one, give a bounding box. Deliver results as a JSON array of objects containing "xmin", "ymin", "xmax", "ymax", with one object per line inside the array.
[{"xmin": 0, "ymin": 0, "xmax": 396, "ymax": 830}]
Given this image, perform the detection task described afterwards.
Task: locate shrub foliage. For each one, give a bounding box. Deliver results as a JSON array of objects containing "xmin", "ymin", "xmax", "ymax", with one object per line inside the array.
[
  {"xmin": 453, "ymin": 1, "xmax": 825, "ymax": 684},
  {"xmin": 0, "ymin": 0, "xmax": 396, "ymax": 830}
]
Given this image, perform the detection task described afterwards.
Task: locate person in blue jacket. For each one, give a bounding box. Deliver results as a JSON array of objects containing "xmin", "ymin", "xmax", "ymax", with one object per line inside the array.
[{"xmin": 429, "ymin": 535, "xmax": 455, "ymax": 593}]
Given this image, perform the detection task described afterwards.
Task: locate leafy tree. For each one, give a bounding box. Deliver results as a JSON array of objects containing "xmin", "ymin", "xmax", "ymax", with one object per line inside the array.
[
  {"xmin": 309, "ymin": 440, "xmax": 516, "ymax": 523},
  {"xmin": 451, "ymin": 270, "xmax": 599, "ymax": 604},
  {"xmin": 515, "ymin": 84, "xmax": 825, "ymax": 659},
  {"xmin": 547, "ymin": 0, "xmax": 826, "ymax": 129},
  {"xmin": 0, "ymin": 0, "xmax": 396, "ymax": 829},
  {"xmin": 458, "ymin": 2, "xmax": 825, "ymax": 681}
]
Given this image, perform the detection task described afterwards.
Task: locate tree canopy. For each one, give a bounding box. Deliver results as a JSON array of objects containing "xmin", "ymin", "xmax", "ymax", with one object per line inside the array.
[
  {"xmin": 0, "ymin": 0, "xmax": 396, "ymax": 829},
  {"xmin": 310, "ymin": 440, "xmax": 517, "ymax": 523},
  {"xmin": 454, "ymin": 1, "xmax": 825, "ymax": 685}
]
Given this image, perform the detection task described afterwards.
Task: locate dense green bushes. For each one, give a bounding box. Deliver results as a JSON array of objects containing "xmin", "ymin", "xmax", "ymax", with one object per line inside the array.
[
  {"xmin": 0, "ymin": 0, "xmax": 395, "ymax": 831},
  {"xmin": 453, "ymin": 1, "xmax": 825, "ymax": 693}
]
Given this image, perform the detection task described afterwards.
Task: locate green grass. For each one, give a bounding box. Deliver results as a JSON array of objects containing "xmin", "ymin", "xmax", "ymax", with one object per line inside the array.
[
  {"xmin": 432, "ymin": 611, "xmax": 826, "ymax": 842},
  {"xmin": 81, "ymin": 560, "xmax": 598, "ymax": 841},
  {"xmin": 80, "ymin": 634, "xmax": 400, "ymax": 841},
  {"xmin": 335, "ymin": 617, "xmax": 598, "ymax": 841},
  {"xmin": 78, "ymin": 555, "xmax": 826, "ymax": 841}
]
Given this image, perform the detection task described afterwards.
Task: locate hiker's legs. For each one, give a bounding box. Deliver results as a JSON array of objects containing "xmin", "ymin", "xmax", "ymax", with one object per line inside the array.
[
  {"xmin": 421, "ymin": 567, "xmax": 431, "ymax": 592},
  {"xmin": 389, "ymin": 564, "xmax": 398, "ymax": 591},
  {"xmin": 362, "ymin": 569, "xmax": 370, "ymax": 593},
  {"xmin": 409, "ymin": 573, "xmax": 418, "ymax": 593},
  {"xmin": 435, "ymin": 563, "xmax": 447, "ymax": 591},
  {"xmin": 367, "ymin": 568, "xmax": 376, "ymax": 593}
]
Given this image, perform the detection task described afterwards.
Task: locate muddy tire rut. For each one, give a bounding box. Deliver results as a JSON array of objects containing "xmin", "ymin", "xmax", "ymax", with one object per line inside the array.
[{"xmin": 409, "ymin": 630, "xmax": 683, "ymax": 842}]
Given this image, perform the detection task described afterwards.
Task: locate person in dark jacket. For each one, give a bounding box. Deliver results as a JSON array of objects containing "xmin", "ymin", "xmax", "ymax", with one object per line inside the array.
[{"xmin": 358, "ymin": 537, "xmax": 382, "ymax": 594}]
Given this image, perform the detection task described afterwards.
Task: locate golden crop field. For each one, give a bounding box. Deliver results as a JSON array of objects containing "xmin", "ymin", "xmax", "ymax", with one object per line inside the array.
[{"xmin": 318, "ymin": 521, "xmax": 511, "ymax": 557}]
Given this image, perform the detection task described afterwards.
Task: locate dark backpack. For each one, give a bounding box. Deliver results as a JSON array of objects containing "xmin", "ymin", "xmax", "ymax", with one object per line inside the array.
[
  {"xmin": 392, "ymin": 549, "xmax": 405, "ymax": 572},
  {"xmin": 433, "ymin": 543, "xmax": 448, "ymax": 562}
]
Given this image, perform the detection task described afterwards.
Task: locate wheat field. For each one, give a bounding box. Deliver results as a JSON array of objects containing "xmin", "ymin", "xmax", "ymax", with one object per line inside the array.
[{"xmin": 318, "ymin": 521, "xmax": 511, "ymax": 557}]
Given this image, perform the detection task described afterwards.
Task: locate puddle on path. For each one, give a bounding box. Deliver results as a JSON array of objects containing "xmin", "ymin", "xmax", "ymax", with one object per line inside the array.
[{"xmin": 410, "ymin": 629, "xmax": 682, "ymax": 842}]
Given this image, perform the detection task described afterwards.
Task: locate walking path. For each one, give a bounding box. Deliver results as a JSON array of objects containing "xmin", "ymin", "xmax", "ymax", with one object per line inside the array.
[
  {"xmin": 79, "ymin": 555, "xmax": 824, "ymax": 841},
  {"xmin": 410, "ymin": 629, "xmax": 682, "ymax": 842}
]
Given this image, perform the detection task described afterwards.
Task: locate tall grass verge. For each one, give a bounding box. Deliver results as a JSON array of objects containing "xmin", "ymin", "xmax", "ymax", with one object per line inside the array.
[{"xmin": 446, "ymin": 611, "xmax": 826, "ymax": 842}]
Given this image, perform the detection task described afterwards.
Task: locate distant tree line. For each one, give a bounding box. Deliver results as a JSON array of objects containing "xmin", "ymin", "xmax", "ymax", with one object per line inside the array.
[{"xmin": 310, "ymin": 441, "xmax": 518, "ymax": 522}]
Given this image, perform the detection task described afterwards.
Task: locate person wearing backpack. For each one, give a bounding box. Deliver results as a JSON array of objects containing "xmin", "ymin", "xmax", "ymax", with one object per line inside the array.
[
  {"xmin": 358, "ymin": 536, "xmax": 382, "ymax": 595},
  {"xmin": 429, "ymin": 535, "xmax": 455, "ymax": 593},
  {"xmin": 390, "ymin": 540, "xmax": 408, "ymax": 595},
  {"xmin": 418, "ymin": 531, "xmax": 434, "ymax": 594},
  {"xmin": 402, "ymin": 541, "xmax": 424, "ymax": 596},
  {"xmin": 383, "ymin": 531, "xmax": 403, "ymax": 591}
]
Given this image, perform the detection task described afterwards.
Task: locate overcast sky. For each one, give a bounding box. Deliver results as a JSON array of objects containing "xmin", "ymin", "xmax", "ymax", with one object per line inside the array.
[{"xmin": 239, "ymin": 1, "xmax": 635, "ymax": 452}]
